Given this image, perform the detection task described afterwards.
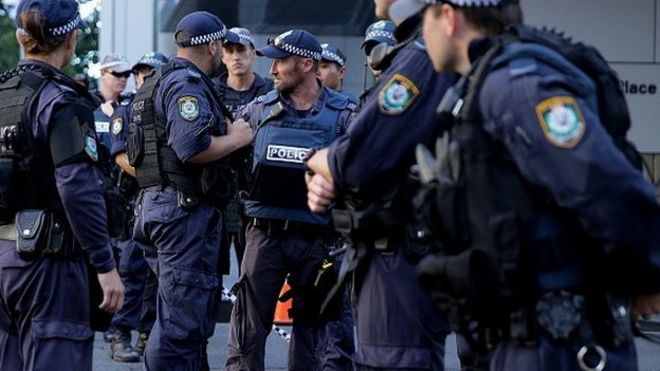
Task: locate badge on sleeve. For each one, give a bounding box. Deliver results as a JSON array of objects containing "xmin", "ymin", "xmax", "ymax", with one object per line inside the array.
[
  {"xmin": 535, "ymin": 96, "xmax": 586, "ymax": 148},
  {"xmin": 178, "ymin": 96, "xmax": 200, "ymax": 121},
  {"xmin": 84, "ymin": 133, "xmax": 98, "ymax": 162},
  {"xmin": 378, "ymin": 73, "xmax": 420, "ymax": 115},
  {"xmin": 111, "ymin": 117, "xmax": 123, "ymax": 135}
]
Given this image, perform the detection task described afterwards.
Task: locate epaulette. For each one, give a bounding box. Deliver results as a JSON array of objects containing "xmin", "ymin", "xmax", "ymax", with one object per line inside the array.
[
  {"xmin": 186, "ymin": 69, "xmax": 202, "ymax": 82},
  {"xmin": 258, "ymin": 90, "xmax": 280, "ymax": 105},
  {"xmin": 325, "ymin": 88, "xmax": 351, "ymax": 111}
]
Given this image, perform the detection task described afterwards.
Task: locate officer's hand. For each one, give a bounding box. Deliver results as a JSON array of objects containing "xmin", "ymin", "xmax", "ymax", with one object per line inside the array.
[
  {"xmin": 632, "ymin": 293, "xmax": 660, "ymax": 319},
  {"xmin": 97, "ymin": 268, "xmax": 125, "ymax": 313},
  {"xmin": 306, "ymin": 173, "xmax": 336, "ymax": 212},
  {"xmin": 228, "ymin": 119, "xmax": 254, "ymax": 149}
]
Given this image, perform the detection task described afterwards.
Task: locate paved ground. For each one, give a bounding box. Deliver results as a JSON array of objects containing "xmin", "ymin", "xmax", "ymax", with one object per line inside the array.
[
  {"xmin": 92, "ymin": 326, "xmax": 660, "ymax": 371},
  {"xmin": 93, "ymin": 248, "xmax": 660, "ymax": 370}
]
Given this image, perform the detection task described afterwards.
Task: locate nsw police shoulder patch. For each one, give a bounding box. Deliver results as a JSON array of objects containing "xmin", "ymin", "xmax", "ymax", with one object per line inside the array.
[
  {"xmin": 535, "ymin": 96, "xmax": 585, "ymax": 148},
  {"xmin": 178, "ymin": 96, "xmax": 200, "ymax": 121},
  {"xmin": 111, "ymin": 117, "xmax": 123, "ymax": 135},
  {"xmin": 378, "ymin": 73, "xmax": 420, "ymax": 115},
  {"xmin": 84, "ymin": 133, "xmax": 98, "ymax": 162}
]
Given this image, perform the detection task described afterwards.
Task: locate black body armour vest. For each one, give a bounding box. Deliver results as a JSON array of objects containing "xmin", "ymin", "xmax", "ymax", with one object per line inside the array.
[
  {"xmin": 419, "ymin": 25, "xmax": 644, "ymax": 340},
  {"xmin": 128, "ymin": 63, "xmax": 233, "ymax": 207},
  {"xmin": 0, "ymin": 64, "xmax": 100, "ymax": 225}
]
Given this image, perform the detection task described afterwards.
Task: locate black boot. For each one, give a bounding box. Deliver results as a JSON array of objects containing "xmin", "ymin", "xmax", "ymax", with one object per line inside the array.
[
  {"xmin": 110, "ymin": 329, "xmax": 140, "ymax": 363},
  {"xmin": 103, "ymin": 326, "xmax": 120, "ymax": 343},
  {"xmin": 134, "ymin": 331, "xmax": 149, "ymax": 356}
]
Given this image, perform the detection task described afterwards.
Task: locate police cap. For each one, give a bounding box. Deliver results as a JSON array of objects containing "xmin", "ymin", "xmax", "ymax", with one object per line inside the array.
[
  {"xmin": 362, "ymin": 20, "xmax": 397, "ymax": 52},
  {"xmin": 132, "ymin": 52, "xmax": 169, "ymax": 71},
  {"xmin": 174, "ymin": 11, "xmax": 239, "ymax": 47},
  {"xmin": 257, "ymin": 29, "xmax": 322, "ymax": 61},
  {"xmin": 321, "ymin": 43, "xmax": 347, "ymax": 67},
  {"xmin": 390, "ymin": 0, "xmax": 514, "ymax": 24},
  {"xmin": 15, "ymin": 0, "xmax": 81, "ymax": 38},
  {"xmin": 225, "ymin": 27, "xmax": 256, "ymax": 49}
]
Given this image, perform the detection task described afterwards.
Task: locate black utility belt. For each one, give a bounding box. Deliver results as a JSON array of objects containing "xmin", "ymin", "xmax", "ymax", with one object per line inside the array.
[
  {"xmin": 14, "ymin": 209, "xmax": 80, "ymax": 261},
  {"xmin": 251, "ymin": 217, "xmax": 331, "ymax": 233},
  {"xmin": 507, "ymin": 291, "xmax": 633, "ymax": 347}
]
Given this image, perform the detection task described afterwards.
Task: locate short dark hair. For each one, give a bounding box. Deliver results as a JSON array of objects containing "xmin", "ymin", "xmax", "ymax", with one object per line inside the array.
[
  {"xmin": 460, "ymin": 3, "xmax": 524, "ymax": 35},
  {"xmin": 17, "ymin": 12, "xmax": 69, "ymax": 55}
]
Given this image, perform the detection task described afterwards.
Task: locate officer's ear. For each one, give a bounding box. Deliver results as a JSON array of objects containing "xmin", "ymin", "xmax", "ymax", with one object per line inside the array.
[
  {"xmin": 208, "ymin": 39, "xmax": 221, "ymax": 57},
  {"xmin": 338, "ymin": 66, "xmax": 347, "ymax": 80}
]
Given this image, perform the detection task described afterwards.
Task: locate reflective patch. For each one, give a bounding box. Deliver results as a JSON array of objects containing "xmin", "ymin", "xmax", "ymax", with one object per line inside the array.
[
  {"xmin": 378, "ymin": 73, "xmax": 420, "ymax": 115},
  {"xmin": 111, "ymin": 117, "xmax": 123, "ymax": 135},
  {"xmin": 84, "ymin": 133, "xmax": 98, "ymax": 162},
  {"xmin": 95, "ymin": 120, "xmax": 110, "ymax": 133},
  {"xmin": 178, "ymin": 96, "xmax": 200, "ymax": 121},
  {"xmin": 266, "ymin": 145, "xmax": 309, "ymax": 164},
  {"xmin": 535, "ymin": 96, "xmax": 586, "ymax": 148}
]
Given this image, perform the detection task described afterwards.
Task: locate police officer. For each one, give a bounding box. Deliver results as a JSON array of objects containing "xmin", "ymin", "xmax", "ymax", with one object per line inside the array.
[
  {"xmin": 130, "ymin": 12, "xmax": 253, "ymax": 370},
  {"xmin": 225, "ymin": 29, "xmax": 353, "ymax": 371},
  {"xmin": 304, "ymin": 0, "xmax": 456, "ymax": 368},
  {"xmin": 404, "ymin": 0, "xmax": 660, "ymax": 369},
  {"xmin": 215, "ymin": 26, "xmax": 274, "ymax": 276},
  {"xmin": 359, "ymin": 20, "xmax": 397, "ymax": 107},
  {"xmin": 105, "ymin": 51, "xmax": 169, "ymax": 362},
  {"xmin": 318, "ymin": 43, "xmax": 358, "ymax": 105},
  {"xmin": 0, "ymin": 0, "xmax": 125, "ymax": 369},
  {"xmin": 95, "ymin": 54, "xmax": 132, "ymax": 153}
]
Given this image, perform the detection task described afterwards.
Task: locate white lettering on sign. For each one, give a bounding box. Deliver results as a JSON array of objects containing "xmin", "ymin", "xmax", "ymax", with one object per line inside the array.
[
  {"xmin": 95, "ymin": 121, "xmax": 110, "ymax": 133},
  {"xmin": 266, "ymin": 145, "xmax": 309, "ymax": 164}
]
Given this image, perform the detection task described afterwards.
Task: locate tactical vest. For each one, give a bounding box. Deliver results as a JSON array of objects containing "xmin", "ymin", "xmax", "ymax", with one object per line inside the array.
[
  {"xmin": 215, "ymin": 74, "xmax": 273, "ymax": 118},
  {"xmin": 128, "ymin": 63, "xmax": 233, "ymax": 207},
  {"xmin": 244, "ymin": 89, "xmax": 349, "ymax": 224},
  {"xmin": 428, "ymin": 26, "xmax": 642, "ymax": 327},
  {"xmin": 0, "ymin": 64, "xmax": 101, "ymax": 226}
]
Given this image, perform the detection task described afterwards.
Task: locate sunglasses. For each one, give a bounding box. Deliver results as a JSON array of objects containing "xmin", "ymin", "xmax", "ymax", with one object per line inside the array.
[{"xmin": 108, "ymin": 71, "xmax": 131, "ymax": 78}]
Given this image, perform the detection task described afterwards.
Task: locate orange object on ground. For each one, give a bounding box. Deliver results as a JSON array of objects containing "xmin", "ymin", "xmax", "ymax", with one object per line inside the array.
[{"xmin": 274, "ymin": 281, "xmax": 293, "ymax": 326}]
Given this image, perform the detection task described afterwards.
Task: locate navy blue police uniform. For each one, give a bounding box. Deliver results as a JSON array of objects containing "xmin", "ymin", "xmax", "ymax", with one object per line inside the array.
[
  {"xmin": 225, "ymin": 30, "xmax": 353, "ymax": 371},
  {"xmin": 214, "ymin": 28, "xmax": 274, "ymax": 277},
  {"xmin": 130, "ymin": 12, "xmax": 238, "ymax": 370},
  {"xmin": 108, "ymin": 52, "xmax": 169, "ymax": 358},
  {"xmin": 359, "ymin": 20, "xmax": 397, "ymax": 107},
  {"xmin": 317, "ymin": 41, "xmax": 358, "ymax": 371},
  {"xmin": 320, "ymin": 43, "xmax": 359, "ymax": 107},
  {"xmin": 324, "ymin": 15, "xmax": 456, "ymax": 370},
  {"xmin": 400, "ymin": 1, "xmax": 660, "ymax": 370},
  {"xmin": 0, "ymin": 1, "xmax": 116, "ymax": 369}
]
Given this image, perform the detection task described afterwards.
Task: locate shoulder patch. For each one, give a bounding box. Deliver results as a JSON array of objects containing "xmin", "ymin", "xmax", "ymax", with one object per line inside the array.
[
  {"xmin": 111, "ymin": 117, "xmax": 123, "ymax": 135},
  {"xmin": 84, "ymin": 132, "xmax": 98, "ymax": 162},
  {"xmin": 535, "ymin": 96, "xmax": 585, "ymax": 148},
  {"xmin": 378, "ymin": 73, "xmax": 420, "ymax": 115},
  {"xmin": 177, "ymin": 96, "xmax": 200, "ymax": 121}
]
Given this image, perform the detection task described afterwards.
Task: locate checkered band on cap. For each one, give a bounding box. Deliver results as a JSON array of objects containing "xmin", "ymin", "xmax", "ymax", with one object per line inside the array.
[
  {"xmin": 322, "ymin": 49, "xmax": 345, "ymax": 66},
  {"xmin": 188, "ymin": 26, "xmax": 227, "ymax": 46},
  {"xmin": 236, "ymin": 32, "xmax": 254, "ymax": 45},
  {"xmin": 428, "ymin": 0, "xmax": 505, "ymax": 5},
  {"xmin": 366, "ymin": 30, "xmax": 395, "ymax": 41},
  {"xmin": 50, "ymin": 13, "xmax": 80, "ymax": 36},
  {"xmin": 18, "ymin": 12, "xmax": 80, "ymax": 37},
  {"xmin": 139, "ymin": 57, "xmax": 166, "ymax": 66},
  {"xmin": 273, "ymin": 37, "xmax": 321, "ymax": 60}
]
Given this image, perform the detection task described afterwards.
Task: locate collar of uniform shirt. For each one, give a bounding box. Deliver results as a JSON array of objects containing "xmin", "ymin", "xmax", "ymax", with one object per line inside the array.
[{"xmin": 278, "ymin": 80, "xmax": 327, "ymax": 117}]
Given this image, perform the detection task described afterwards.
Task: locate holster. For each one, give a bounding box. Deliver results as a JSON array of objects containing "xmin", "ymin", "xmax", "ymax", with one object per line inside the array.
[
  {"xmin": 15, "ymin": 209, "xmax": 52, "ymax": 260},
  {"xmin": 15, "ymin": 209, "xmax": 78, "ymax": 261}
]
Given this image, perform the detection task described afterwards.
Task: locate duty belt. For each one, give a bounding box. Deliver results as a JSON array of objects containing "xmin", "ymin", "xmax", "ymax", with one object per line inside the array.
[{"xmin": 251, "ymin": 217, "xmax": 332, "ymax": 235}]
